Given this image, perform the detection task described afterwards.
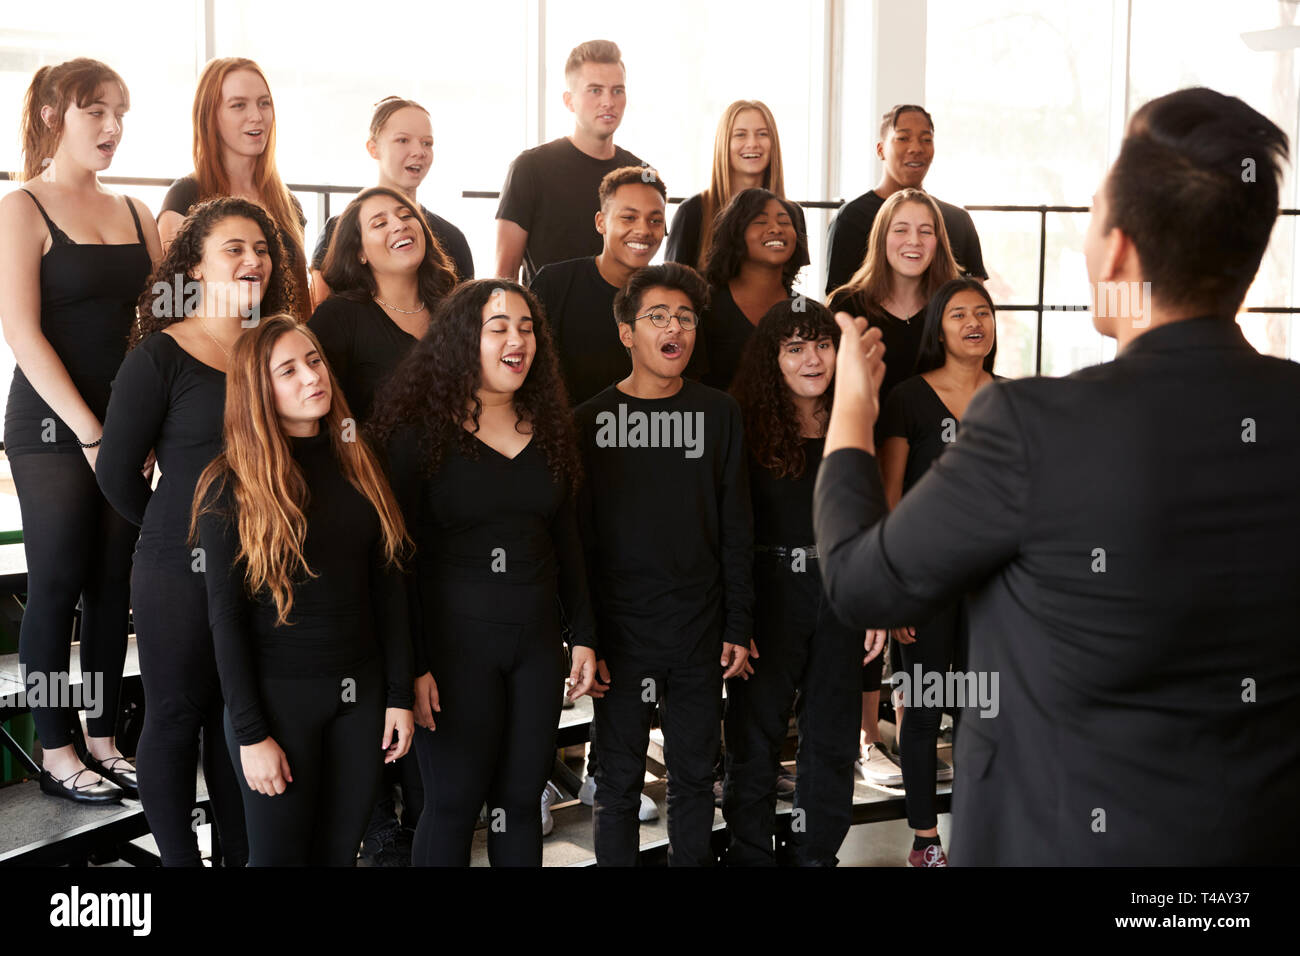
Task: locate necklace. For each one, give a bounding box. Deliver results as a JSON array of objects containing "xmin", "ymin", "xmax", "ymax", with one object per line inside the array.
[
  {"xmin": 375, "ymin": 296, "xmax": 426, "ymax": 315},
  {"xmin": 198, "ymin": 318, "xmax": 231, "ymax": 359}
]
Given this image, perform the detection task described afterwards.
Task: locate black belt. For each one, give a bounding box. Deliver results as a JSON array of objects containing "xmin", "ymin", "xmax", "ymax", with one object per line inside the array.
[{"xmin": 754, "ymin": 544, "xmax": 819, "ymax": 561}]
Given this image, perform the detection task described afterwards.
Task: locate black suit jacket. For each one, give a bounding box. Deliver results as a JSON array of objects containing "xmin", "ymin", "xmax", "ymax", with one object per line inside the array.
[{"xmin": 814, "ymin": 316, "xmax": 1300, "ymax": 864}]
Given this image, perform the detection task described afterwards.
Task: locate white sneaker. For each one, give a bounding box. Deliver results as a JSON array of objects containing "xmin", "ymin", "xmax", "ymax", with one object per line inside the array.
[
  {"xmin": 576, "ymin": 775, "xmax": 658, "ymax": 821},
  {"xmin": 541, "ymin": 781, "xmax": 562, "ymax": 837},
  {"xmin": 638, "ymin": 792, "xmax": 659, "ymax": 822},
  {"xmin": 856, "ymin": 742, "xmax": 904, "ymax": 786}
]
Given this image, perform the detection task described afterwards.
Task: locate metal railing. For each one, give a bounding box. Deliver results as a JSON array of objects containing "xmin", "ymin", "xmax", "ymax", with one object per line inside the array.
[{"xmin": 3, "ymin": 172, "xmax": 1296, "ymax": 378}]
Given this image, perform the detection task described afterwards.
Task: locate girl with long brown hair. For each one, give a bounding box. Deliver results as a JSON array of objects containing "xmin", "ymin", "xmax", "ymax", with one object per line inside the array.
[
  {"xmin": 825, "ymin": 186, "xmax": 960, "ymax": 790},
  {"xmin": 0, "ymin": 58, "xmax": 161, "ymax": 805},
  {"xmin": 157, "ymin": 57, "xmax": 310, "ymax": 315},
  {"xmin": 309, "ymin": 186, "xmax": 456, "ymax": 424},
  {"xmin": 192, "ymin": 316, "xmax": 414, "ymax": 866},
  {"xmin": 369, "ymin": 278, "xmax": 599, "ymax": 866},
  {"xmin": 666, "ymin": 100, "xmax": 805, "ymax": 275},
  {"xmin": 97, "ymin": 197, "xmax": 292, "ymax": 864}
]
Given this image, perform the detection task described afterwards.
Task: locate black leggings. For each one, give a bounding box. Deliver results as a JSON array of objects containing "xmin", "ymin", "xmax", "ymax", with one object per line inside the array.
[
  {"xmin": 132, "ymin": 565, "xmax": 247, "ymax": 867},
  {"xmin": 412, "ymin": 578, "xmax": 566, "ymax": 867},
  {"xmin": 226, "ymin": 657, "xmax": 384, "ymax": 866},
  {"xmin": 11, "ymin": 452, "xmax": 134, "ymax": 747},
  {"xmin": 723, "ymin": 559, "xmax": 862, "ymax": 866},
  {"xmin": 896, "ymin": 601, "xmax": 964, "ymax": 831}
]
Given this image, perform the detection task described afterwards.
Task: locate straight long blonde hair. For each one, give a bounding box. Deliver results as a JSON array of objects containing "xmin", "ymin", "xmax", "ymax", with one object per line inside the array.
[{"xmin": 696, "ymin": 100, "xmax": 788, "ymax": 273}]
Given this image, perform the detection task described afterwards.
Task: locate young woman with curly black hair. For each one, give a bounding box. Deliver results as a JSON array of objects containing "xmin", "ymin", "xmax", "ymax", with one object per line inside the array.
[
  {"xmin": 95, "ymin": 196, "xmax": 293, "ymax": 866},
  {"xmin": 699, "ymin": 188, "xmax": 809, "ymax": 391},
  {"xmin": 721, "ymin": 298, "xmax": 883, "ymax": 866},
  {"xmin": 369, "ymin": 278, "xmax": 599, "ymax": 866}
]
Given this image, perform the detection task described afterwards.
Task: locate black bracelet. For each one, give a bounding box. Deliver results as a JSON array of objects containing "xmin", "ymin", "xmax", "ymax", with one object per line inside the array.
[{"xmin": 77, "ymin": 437, "xmax": 102, "ymax": 449}]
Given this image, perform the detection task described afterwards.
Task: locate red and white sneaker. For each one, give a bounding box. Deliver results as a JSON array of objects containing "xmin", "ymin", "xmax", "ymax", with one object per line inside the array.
[{"xmin": 908, "ymin": 844, "xmax": 949, "ymax": 867}]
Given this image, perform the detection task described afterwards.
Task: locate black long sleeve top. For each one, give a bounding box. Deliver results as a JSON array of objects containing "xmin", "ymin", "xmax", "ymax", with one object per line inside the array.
[
  {"xmin": 385, "ymin": 430, "xmax": 597, "ymax": 675},
  {"xmin": 308, "ymin": 295, "xmax": 418, "ymax": 423},
  {"xmin": 96, "ymin": 332, "xmax": 226, "ymax": 570},
  {"xmin": 574, "ymin": 381, "xmax": 754, "ymax": 665},
  {"xmin": 197, "ymin": 431, "xmax": 413, "ymax": 745}
]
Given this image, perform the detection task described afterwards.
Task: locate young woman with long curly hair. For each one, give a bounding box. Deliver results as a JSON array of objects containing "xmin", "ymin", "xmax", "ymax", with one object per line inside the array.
[
  {"xmin": 191, "ymin": 316, "xmax": 413, "ymax": 866},
  {"xmin": 369, "ymin": 278, "xmax": 599, "ymax": 866},
  {"xmin": 722, "ymin": 298, "xmax": 884, "ymax": 866},
  {"xmin": 95, "ymin": 196, "xmax": 293, "ymax": 865}
]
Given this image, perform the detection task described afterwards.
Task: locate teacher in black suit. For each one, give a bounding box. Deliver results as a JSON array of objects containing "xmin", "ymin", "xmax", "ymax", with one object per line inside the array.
[{"xmin": 814, "ymin": 87, "xmax": 1299, "ymax": 865}]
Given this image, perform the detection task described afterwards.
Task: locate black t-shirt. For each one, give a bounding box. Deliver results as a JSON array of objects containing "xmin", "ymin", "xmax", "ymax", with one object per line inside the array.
[
  {"xmin": 308, "ymin": 295, "xmax": 418, "ymax": 423},
  {"xmin": 96, "ymin": 332, "xmax": 226, "ymax": 570},
  {"xmin": 198, "ymin": 431, "xmax": 413, "ymax": 745},
  {"xmin": 827, "ymin": 290, "xmax": 925, "ymax": 407},
  {"xmin": 575, "ymin": 381, "xmax": 754, "ymax": 665},
  {"xmin": 666, "ymin": 191, "xmax": 808, "ymax": 272},
  {"xmin": 750, "ymin": 436, "xmax": 825, "ymax": 547},
  {"xmin": 530, "ymin": 256, "xmax": 627, "ymax": 407},
  {"xmin": 496, "ymin": 138, "xmax": 645, "ymax": 284},
  {"xmin": 311, "ymin": 204, "xmax": 474, "ymax": 282},
  {"xmin": 701, "ymin": 284, "xmax": 792, "ymax": 392},
  {"xmin": 162, "ymin": 174, "xmax": 307, "ymax": 230},
  {"xmin": 385, "ymin": 431, "xmax": 597, "ymax": 670},
  {"xmin": 824, "ymin": 189, "xmax": 986, "ymax": 295},
  {"xmin": 877, "ymin": 374, "xmax": 1004, "ymax": 496}
]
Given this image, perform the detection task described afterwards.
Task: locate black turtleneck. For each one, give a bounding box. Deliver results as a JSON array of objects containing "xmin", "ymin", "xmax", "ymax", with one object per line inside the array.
[{"xmin": 198, "ymin": 430, "xmax": 413, "ymax": 745}]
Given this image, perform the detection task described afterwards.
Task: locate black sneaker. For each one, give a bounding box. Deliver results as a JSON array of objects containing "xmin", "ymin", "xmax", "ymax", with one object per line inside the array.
[{"xmin": 358, "ymin": 827, "xmax": 411, "ymax": 867}]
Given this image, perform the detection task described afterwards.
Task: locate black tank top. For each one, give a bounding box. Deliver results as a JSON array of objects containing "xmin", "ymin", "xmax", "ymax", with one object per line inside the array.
[{"xmin": 4, "ymin": 189, "xmax": 151, "ymax": 456}]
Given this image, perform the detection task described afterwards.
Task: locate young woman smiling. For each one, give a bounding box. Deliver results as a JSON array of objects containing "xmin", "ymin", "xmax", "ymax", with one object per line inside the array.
[
  {"xmin": 826, "ymin": 186, "xmax": 960, "ymax": 789},
  {"xmin": 310, "ymin": 186, "xmax": 456, "ymax": 424},
  {"xmin": 310, "ymin": 97, "xmax": 472, "ymax": 308},
  {"xmin": 370, "ymin": 279, "xmax": 599, "ymax": 867},
  {"xmin": 96, "ymin": 197, "xmax": 294, "ymax": 865},
  {"xmin": 877, "ymin": 277, "xmax": 999, "ymax": 867},
  {"xmin": 0, "ymin": 58, "xmax": 161, "ymax": 805},
  {"xmin": 158, "ymin": 57, "xmax": 310, "ymax": 316},
  {"xmin": 699, "ymin": 188, "xmax": 809, "ymax": 391},
  {"xmin": 667, "ymin": 100, "xmax": 805, "ymax": 275}
]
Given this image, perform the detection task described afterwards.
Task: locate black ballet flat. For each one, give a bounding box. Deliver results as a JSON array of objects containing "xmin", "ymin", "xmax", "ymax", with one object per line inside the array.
[
  {"xmin": 38, "ymin": 767, "xmax": 124, "ymax": 804},
  {"xmin": 83, "ymin": 754, "xmax": 139, "ymax": 798}
]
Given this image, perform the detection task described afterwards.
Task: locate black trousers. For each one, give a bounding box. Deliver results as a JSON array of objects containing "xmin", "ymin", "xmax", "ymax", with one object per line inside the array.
[
  {"xmin": 225, "ymin": 656, "xmax": 384, "ymax": 866},
  {"xmin": 593, "ymin": 652, "xmax": 721, "ymax": 866},
  {"xmin": 896, "ymin": 601, "xmax": 964, "ymax": 831},
  {"xmin": 132, "ymin": 564, "xmax": 248, "ymax": 867},
  {"xmin": 11, "ymin": 452, "xmax": 134, "ymax": 746},
  {"xmin": 722, "ymin": 557, "xmax": 862, "ymax": 865},
  {"xmin": 412, "ymin": 578, "xmax": 566, "ymax": 867}
]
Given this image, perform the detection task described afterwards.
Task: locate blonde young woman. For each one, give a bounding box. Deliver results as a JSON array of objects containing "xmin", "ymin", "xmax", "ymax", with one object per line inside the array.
[
  {"xmin": 825, "ymin": 187, "xmax": 960, "ymax": 787},
  {"xmin": 666, "ymin": 99, "xmax": 805, "ymax": 274},
  {"xmin": 158, "ymin": 57, "xmax": 310, "ymax": 315},
  {"xmin": 0, "ymin": 58, "xmax": 161, "ymax": 804},
  {"xmin": 192, "ymin": 316, "xmax": 414, "ymax": 866}
]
